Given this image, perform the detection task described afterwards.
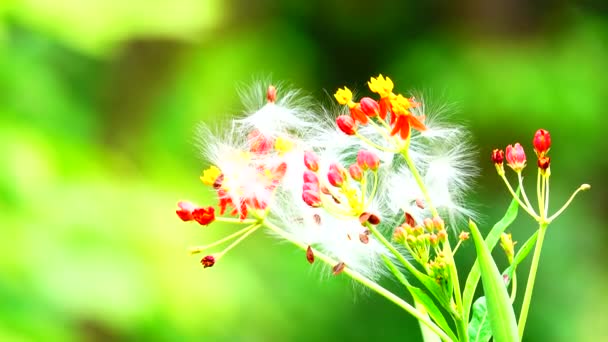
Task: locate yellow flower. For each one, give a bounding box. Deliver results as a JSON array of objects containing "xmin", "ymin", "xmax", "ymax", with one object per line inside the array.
[
  {"xmin": 389, "ymin": 94, "xmax": 412, "ymax": 116},
  {"xmin": 274, "ymin": 136, "xmax": 294, "ymax": 154},
  {"xmin": 334, "ymin": 87, "xmax": 355, "ymax": 107},
  {"xmin": 200, "ymin": 165, "xmax": 222, "ymax": 186},
  {"xmin": 368, "ymin": 74, "xmax": 394, "ymax": 98}
]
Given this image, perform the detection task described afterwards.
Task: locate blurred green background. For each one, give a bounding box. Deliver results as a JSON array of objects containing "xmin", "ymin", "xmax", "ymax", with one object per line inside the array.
[{"xmin": 0, "ymin": 1, "xmax": 606, "ymax": 341}]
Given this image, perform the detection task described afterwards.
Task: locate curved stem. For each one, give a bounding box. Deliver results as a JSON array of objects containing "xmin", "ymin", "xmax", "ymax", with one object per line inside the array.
[
  {"xmin": 263, "ymin": 219, "xmax": 453, "ymax": 342},
  {"xmin": 355, "ymin": 132, "xmax": 398, "ymax": 153},
  {"xmin": 517, "ymin": 173, "xmax": 535, "ymax": 211},
  {"xmin": 518, "ymin": 223, "xmax": 547, "ymax": 339},
  {"xmin": 215, "ymin": 217, "xmax": 258, "ymax": 224},
  {"xmin": 189, "ymin": 223, "xmax": 257, "ymax": 254},
  {"xmin": 217, "ymin": 223, "xmax": 261, "ymax": 257},
  {"xmin": 547, "ymin": 184, "xmax": 589, "ymax": 222},
  {"xmin": 500, "ymin": 173, "xmax": 540, "ymax": 220}
]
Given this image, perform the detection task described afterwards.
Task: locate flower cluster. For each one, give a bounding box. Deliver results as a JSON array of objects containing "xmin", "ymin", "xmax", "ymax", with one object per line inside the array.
[{"xmin": 173, "ymin": 75, "xmax": 589, "ymax": 342}]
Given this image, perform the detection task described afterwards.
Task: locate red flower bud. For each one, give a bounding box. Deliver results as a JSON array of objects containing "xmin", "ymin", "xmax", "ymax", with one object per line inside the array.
[
  {"xmin": 176, "ymin": 201, "xmax": 197, "ymax": 221},
  {"xmin": 491, "ymin": 149, "xmax": 504, "ymax": 165},
  {"xmin": 304, "ymin": 151, "xmax": 320, "ymax": 172},
  {"xmin": 336, "ymin": 115, "xmax": 357, "ymax": 135},
  {"xmin": 327, "ymin": 163, "xmax": 346, "ymax": 187},
  {"xmin": 359, "ymin": 97, "xmax": 380, "ymax": 117},
  {"xmin": 192, "ymin": 206, "xmax": 215, "ymax": 225},
  {"xmin": 533, "ymin": 129, "xmax": 551, "ymax": 155},
  {"xmin": 267, "ymin": 85, "xmax": 277, "ymax": 103},
  {"xmin": 348, "ymin": 164, "xmax": 363, "ymax": 181},
  {"xmin": 302, "ymin": 189, "xmax": 322, "ymax": 207},
  {"xmin": 303, "ymin": 170, "xmax": 319, "ymax": 185},
  {"xmin": 537, "ymin": 156, "xmax": 550, "ymax": 171},
  {"xmin": 201, "ymin": 255, "xmax": 215, "ymax": 268},
  {"xmin": 356, "ymin": 150, "xmax": 380, "ymax": 171},
  {"xmin": 505, "ymin": 143, "xmax": 527, "ymax": 172}
]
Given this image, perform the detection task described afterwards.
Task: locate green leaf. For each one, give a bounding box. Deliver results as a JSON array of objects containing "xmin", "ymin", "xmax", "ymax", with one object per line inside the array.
[
  {"xmin": 503, "ymin": 230, "xmax": 539, "ymax": 283},
  {"xmin": 382, "ymin": 256, "xmax": 458, "ymax": 342},
  {"xmin": 468, "ymin": 220, "xmax": 519, "ymax": 342},
  {"xmin": 468, "ymin": 297, "xmax": 492, "ymax": 342},
  {"xmin": 463, "ymin": 193, "xmax": 519, "ymax": 321}
]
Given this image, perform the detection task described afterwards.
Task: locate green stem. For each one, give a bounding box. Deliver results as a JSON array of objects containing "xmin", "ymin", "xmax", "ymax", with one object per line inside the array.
[
  {"xmin": 517, "ymin": 222, "xmax": 548, "ymax": 339},
  {"xmin": 500, "ymin": 173, "xmax": 540, "ymax": 220},
  {"xmin": 416, "ymin": 300, "xmax": 442, "ymax": 342},
  {"xmin": 401, "ymin": 149, "xmax": 439, "ymax": 218},
  {"xmin": 263, "ymin": 219, "xmax": 453, "ymax": 342},
  {"xmin": 189, "ymin": 223, "xmax": 257, "ymax": 254},
  {"xmin": 215, "ymin": 217, "xmax": 258, "ymax": 224},
  {"xmin": 517, "ymin": 172, "xmax": 535, "ymax": 212},
  {"xmin": 547, "ymin": 184, "xmax": 589, "ymax": 222},
  {"xmin": 455, "ymin": 316, "xmax": 468, "ymax": 342}
]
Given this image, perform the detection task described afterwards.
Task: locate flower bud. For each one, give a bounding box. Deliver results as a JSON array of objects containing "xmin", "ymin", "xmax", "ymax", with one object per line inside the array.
[
  {"xmin": 491, "ymin": 149, "xmax": 504, "ymax": 165},
  {"xmin": 304, "ymin": 151, "xmax": 320, "ymax": 172},
  {"xmin": 327, "ymin": 163, "xmax": 346, "ymax": 187},
  {"xmin": 537, "ymin": 156, "xmax": 550, "ymax": 172},
  {"xmin": 432, "ymin": 216, "xmax": 445, "ymax": 231},
  {"xmin": 267, "ymin": 85, "xmax": 277, "ymax": 103},
  {"xmin": 201, "ymin": 255, "xmax": 216, "ymax": 268},
  {"xmin": 356, "ymin": 150, "xmax": 380, "ymax": 171},
  {"xmin": 336, "ymin": 115, "xmax": 357, "ymax": 135},
  {"xmin": 192, "ymin": 206, "xmax": 215, "ymax": 225},
  {"xmin": 359, "ymin": 97, "xmax": 380, "ymax": 117},
  {"xmin": 423, "ymin": 218, "xmax": 434, "ymax": 232},
  {"xmin": 429, "ymin": 234, "xmax": 439, "ymax": 247},
  {"xmin": 303, "ymin": 170, "xmax": 319, "ymax": 185},
  {"xmin": 437, "ymin": 229, "xmax": 447, "ymax": 243},
  {"xmin": 176, "ymin": 201, "xmax": 197, "ymax": 221},
  {"xmin": 393, "ymin": 225, "xmax": 407, "ymax": 244},
  {"xmin": 350, "ymin": 104, "xmax": 368, "ymax": 124},
  {"xmin": 505, "ymin": 143, "xmax": 526, "ymax": 172},
  {"xmin": 302, "ymin": 189, "xmax": 322, "ymax": 207},
  {"xmin": 348, "ymin": 164, "xmax": 363, "ymax": 181},
  {"xmin": 459, "ymin": 231, "xmax": 470, "ymax": 241},
  {"xmin": 533, "ymin": 129, "xmax": 551, "ymax": 156}
]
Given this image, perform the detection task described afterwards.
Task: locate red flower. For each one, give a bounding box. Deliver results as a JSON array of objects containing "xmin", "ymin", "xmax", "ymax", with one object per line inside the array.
[
  {"xmin": 192, "ymin": 206, "xmax": 215, "ymax": 225},
  {"xmin": 533, "ymin": 129, "xmax": 551, "ymax": 156},
  {"xmin": 505, "ymin": 143, "xmax": 527, "ymax": 172},
  {"xmin": 336, "ymin": 115, "xmax": 357, "ymax": 135}
]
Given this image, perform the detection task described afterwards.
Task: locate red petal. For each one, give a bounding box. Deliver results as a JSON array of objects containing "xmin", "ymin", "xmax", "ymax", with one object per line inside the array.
[{"xmin": 408, "ymin": 115, "xmax": 427, "ymax": 132}]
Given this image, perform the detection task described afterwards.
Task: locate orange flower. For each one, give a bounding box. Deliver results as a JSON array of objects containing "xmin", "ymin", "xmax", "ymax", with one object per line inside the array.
[{"xmin": 388, "ymin": 94, "xmax": 426, "ymax": 140}]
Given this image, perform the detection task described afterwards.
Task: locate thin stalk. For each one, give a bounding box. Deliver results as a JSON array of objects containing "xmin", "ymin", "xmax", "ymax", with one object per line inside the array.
[
  {"xmin": 217, "ymin": 223, "xmax": 261, "ymax": 257},
  {"xmin": 454, "ymin": 316, "xmax": 468, "ymax": 342},
  {"xmin": 400, "ymin": 150, "xmax": 439, "ymax": 218},
  {"xmin": 544, "ymin": 175, "xmax": 550, "ymax": 218},
  {"xmin": 517, "ymin": 222, "xmax": 548, "ymax": 339},
  {"xmin": 500, "ymin": 173, "xmax": 540, "ymax": 220},
  {"xmin": 510, "ymin": 273, "xmax": 517, "ymax": 303},
  {"xmin": 365, "ymin": 222, "xmax": 422, "ymax": 277},
  {"xmin": 416, "ymin": 300, "xmax": 442, "ymax": 342},
  {"xmin": 189, "ymin": 224, "xmax": 257, "ymax": 254},
  {"xmin": 215, "ymin": 217, "xmax": 258, "ymax": 224},
  {"xmin": 536, "ymin": 169, "xmax": 543, "ymax": 217},
  {"xmin": 547, "ymin": 184, "xmax": 589, "ymax": 222},
  {"xmin": 355, "ymin": 132, "xmax": 398, "ymax": 153},
  {"xmin": 263, "ymin": 219, "xmax": 453, "ymax": 342},
  {"xmin": 517, "ymin": 173, "xmax": 535, "ymax": 211}
]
